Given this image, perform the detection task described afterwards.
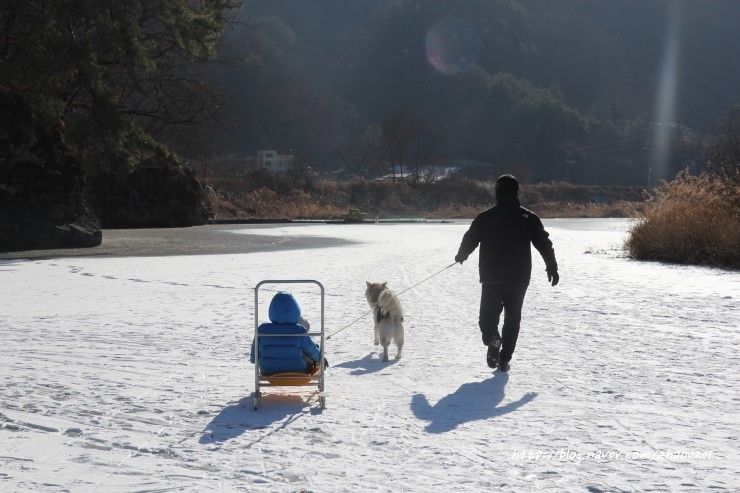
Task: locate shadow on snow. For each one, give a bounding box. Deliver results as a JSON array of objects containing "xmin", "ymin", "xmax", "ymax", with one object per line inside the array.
[
  {"xmin": 334, "ymin": 352, "xmax": 399, "ymax": 375},
  {"xmin": 411, "ymin": 372, "xmax": 536, "ymax": 433},
  {"xmin": 199, "ymin": 394, "xmax": 318, "ymax": 446}
]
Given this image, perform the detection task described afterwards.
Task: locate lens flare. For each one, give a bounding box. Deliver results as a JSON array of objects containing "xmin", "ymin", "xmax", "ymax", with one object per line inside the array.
[
  {"xmin": 649, "ymin": 0, "xmax": 683, "ymax": 183},
  {"xmin": 425, "ymin": 17, "xmax": 482, "ymax": 75}
]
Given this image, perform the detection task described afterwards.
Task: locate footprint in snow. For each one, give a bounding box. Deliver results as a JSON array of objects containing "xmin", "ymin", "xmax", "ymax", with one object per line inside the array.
[{"xmin": 64, "ymin": 427, "xmax": 83, "ymax": 437}]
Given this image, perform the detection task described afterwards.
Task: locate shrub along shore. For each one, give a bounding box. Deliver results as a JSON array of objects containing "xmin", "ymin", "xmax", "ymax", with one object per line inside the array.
[
  {"xmin": 203, "ymin": 168, "xmax": 739, "ymax": 269},
  {"xmin": 627, "ymin": 172, "xmax": 739, "ymax": 269},
  {"xmin": 201, "ymin": 169, "xmax": 646, "ymax": 220}
]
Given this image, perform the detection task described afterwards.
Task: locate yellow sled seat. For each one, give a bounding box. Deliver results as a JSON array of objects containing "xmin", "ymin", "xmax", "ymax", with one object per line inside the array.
[{"xmin": 262, "ymin": 372, "xmax": 315, "ymax": 386}]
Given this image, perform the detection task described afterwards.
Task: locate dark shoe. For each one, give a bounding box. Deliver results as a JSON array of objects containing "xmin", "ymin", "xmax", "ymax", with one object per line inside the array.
[
  {"xmin": 486, "ymin": 337, "xmax": 501, "ymax": 369},
  {"xmin": 498, "ymin": 361, "xmax": 510, "ymax": 372}
]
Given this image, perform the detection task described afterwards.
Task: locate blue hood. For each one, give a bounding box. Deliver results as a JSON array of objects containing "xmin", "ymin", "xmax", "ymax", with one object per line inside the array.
[{"xmin": 268, "ymin": 292, "xmax": 301, "ymax": 324}]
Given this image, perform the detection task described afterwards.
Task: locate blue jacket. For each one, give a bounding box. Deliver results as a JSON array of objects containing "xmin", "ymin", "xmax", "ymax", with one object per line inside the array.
[{"xmin": 250, "ymin": 292, "xmax": 321, "ymax": 375}]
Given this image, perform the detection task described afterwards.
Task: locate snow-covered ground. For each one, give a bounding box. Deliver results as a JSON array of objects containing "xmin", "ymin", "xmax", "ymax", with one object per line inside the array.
[{"xmin": 1, "ymin": 219, "xmax": 738, "ymax": 492}]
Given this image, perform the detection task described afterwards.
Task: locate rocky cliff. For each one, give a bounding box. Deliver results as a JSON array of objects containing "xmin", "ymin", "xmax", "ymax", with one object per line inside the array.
[
  {"xmin": 88, "ymin": 163, "xmax": 209, "ymax": 229},
  {"xmin": 0, "ymin": 94, "xmax": 101, "ymax": 251}
]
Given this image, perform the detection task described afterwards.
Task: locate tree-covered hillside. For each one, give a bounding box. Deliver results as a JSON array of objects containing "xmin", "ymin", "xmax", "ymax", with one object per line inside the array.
[
  {"xmin": 1, "ymin": 1, "xmax": 238, "ymax": 250},
  {"xmin": 211, "ymin": 0, "xmax": 740, "ymax": 184}
]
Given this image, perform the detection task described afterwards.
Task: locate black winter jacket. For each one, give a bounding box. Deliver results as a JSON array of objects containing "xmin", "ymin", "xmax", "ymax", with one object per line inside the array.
[{"xmin": 456, "ymin": 198, "xmax": 558, "ymax": 284}]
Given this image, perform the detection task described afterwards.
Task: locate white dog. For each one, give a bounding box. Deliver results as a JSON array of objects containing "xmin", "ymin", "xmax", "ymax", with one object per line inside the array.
[{"xmin": 365, "ymin": 282, "xmax": 404, "ymax": 361}]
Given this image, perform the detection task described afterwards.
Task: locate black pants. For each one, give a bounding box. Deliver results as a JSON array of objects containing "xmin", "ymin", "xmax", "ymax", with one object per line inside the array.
[{"xmin": 479, "ymin": 281, "xmax": 529, "ymax": 364}]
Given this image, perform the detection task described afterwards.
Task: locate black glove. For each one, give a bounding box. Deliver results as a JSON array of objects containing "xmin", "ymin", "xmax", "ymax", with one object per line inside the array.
[
  {"xmin": 454, "ymin": 254, "xmax": 466, "ymax": 264},
  {"xmin": 547, "ymin": 270, "xmax": 559, "ymax": 286},
  {"xmin": 308, "ymin": 358, "xmax": 329, "ymax": 374}
]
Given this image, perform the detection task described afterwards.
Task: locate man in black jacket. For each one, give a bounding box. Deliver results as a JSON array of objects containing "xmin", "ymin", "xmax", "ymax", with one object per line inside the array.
[{"xmin": 455, "ymin": 175, "xmax": 559, "ymax": 372}]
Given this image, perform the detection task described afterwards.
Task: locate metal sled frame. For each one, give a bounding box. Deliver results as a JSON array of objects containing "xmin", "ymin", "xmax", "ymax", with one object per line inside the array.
[{"xmin": 253, "ymin": 280, "xmax": 326, "ymax": 410}]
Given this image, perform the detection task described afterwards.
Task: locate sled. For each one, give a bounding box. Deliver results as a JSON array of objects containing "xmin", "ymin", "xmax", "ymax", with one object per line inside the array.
[
  {"xmin": 252, "ymin": 280, "xmax": 326, "ymax": 410},
  {"xmin": 263, "ymin": 372, "xmax": 314, "ymax": 386}
]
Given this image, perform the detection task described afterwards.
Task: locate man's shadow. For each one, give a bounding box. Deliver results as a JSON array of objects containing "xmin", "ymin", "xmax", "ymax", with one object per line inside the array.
[
  {"xmin": 199, "ymin": 394, "xmax": 312, "ymax": 446},
  {"xmin": 411, "ymin": 372, "xmax": 536, "ymax": 433},
  {"xmin": 334, "ymin": 352, "xmax": 398, "ymax": 376}
]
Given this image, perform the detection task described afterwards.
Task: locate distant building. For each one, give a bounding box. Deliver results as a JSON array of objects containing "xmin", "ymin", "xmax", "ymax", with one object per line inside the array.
[
  {"xmin": 256, "ymin": 150, "xmax": 294, "ymax": 173},
  {"xmin": 211, "ymin": 150, "xmax": 295, "ymax": 174},
  {"xmin": 376, "ymin": 171, "xmax": 413, "ymax": 182}
]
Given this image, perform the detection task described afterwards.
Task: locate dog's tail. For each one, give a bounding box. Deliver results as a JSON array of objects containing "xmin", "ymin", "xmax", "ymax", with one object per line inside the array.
[
  {"xmin": 377, "ymin": 289, "xmax": 403, "ymax": 325},
  {"xmin": 376, "ymin": 309, "xmax": 403, "ymax": 326}
]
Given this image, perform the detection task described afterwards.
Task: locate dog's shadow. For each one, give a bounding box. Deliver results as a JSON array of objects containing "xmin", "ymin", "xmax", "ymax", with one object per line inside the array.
[
  {"xmin": 334, "ymin": 352, "xmax": 398, "ymax": 375},
  {"xmin": 411, "ymin": 372, "xmax": 536, "ymax": 433}
]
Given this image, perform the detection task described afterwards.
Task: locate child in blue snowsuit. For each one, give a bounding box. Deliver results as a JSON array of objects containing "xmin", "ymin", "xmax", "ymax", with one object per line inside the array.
[{"xmin": 250, "ymin": 292, "xmax": 322, "ymax": 375}]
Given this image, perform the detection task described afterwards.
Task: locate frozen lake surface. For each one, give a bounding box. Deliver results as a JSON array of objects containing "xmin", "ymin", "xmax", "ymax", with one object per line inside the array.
[{"xmin": 1, "ymin": 219, "xmax": 738, "ymax": 491}]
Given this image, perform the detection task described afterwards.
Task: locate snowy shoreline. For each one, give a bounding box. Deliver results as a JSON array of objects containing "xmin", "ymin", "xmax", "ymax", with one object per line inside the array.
[
  {"xmin": 1, "ymin": 219, "xmax": 738, "ymax": 491},
  {"xmin": 0, "ymin": 223, "xmax": 354, "ymax": 261}
]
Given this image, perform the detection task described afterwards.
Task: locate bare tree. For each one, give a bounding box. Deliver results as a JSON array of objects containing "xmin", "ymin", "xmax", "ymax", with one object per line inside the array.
[
  {"xmin": 379, "ymin": 109, "xmax": 445, "ymax": 183},
  {"xmin": 409, "ymin": 120, "xmax": 445, "ymax": 183},
  {"xmin": 381, "ymin": 109, "xmax": 418, "ymax": 181},
  {"xmin": 704, "ymin": 107, "xmax": 740, "ymax": 184}
]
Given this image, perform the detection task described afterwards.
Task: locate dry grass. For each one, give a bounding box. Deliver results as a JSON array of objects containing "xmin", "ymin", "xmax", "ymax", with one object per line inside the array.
[
  {"xmin": 200, "ymin": 168, "xmax": 648, "ymax": 220},
  {"xmin": 423, "ymin": 201, "xmax": 643, "ymax": 219},
  {"xmin": 522, "ymin": 182, "xmax": 645, "ymax": 204},
  {"xmin": 532, "ymin": 200, "xmax": 643, "ymax": 218},
  {"xmin": 217, "ymin": 188, "xmax": 346, "ymax": 219},
  {"xmin": 426, "ymin": 205, "xmax": 486, "ymax": 219},
  {"xmin": 627, "ymin": 172, "xmax": 740, "ymax": 268}
]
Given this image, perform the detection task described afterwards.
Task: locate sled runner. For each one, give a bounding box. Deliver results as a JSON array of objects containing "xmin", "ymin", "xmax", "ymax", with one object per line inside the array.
[{"xmin": 252, "ymin": 280, "xmax": 327, "ymax": 410}]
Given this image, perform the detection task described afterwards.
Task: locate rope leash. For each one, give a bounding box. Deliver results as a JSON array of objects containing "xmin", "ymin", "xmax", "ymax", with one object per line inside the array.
[
  {"xmin": 326, "ymin": 261, "xmax": 458, "ymax": 340},
  {"xmin": 392, "ymin": 261, "xmax": 458, "ymax": 298}
]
